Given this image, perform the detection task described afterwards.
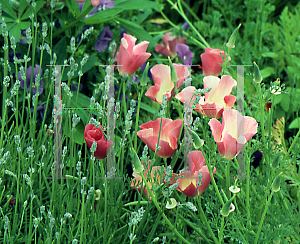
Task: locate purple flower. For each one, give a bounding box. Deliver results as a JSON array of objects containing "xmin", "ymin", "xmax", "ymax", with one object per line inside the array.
[
  {"xmin": 18, "ymin": 65, "xmax": 43, "ymax": 95},
  {"xmin": 181, "ymin": 22, "xmax": 189, "ymax": 31},
  {"xmin": 31, "ymin": 103, "xmax": 47, "ymax": 121},
  {"xmin": 175, "ymin": 43, "xmax": 193, "ymax": 66},
  {"xmin": 78, "ymin": 0, "xmax": 115, "ymax": 18},
  {"xmin": 94, "ymin": 27, "xmax": 113, "ymax": 53}
]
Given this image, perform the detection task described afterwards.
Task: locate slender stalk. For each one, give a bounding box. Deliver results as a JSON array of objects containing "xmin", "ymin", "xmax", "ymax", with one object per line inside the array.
[
  {"xmin": 176, "ymin": 0, "xmax": 209, "ymax": 47},
  {"xmin": 134, "ymin": 87, "xmax": 144, "ymax": 150},
  {"xmin": 160, "ymin": 10, "xmax": 208, "ymax": 50},
  {"xmin": 219, "ymin": 216, "xmax": 225, "ymax": 244},
  {"xmin": 197, "ymin": 197, "xmax": 219, "ymax": 244},
  {"xmin": 254, "ymin": 191, "xmax": 274, "ymax": 244},
  {"xmin": 139, "ymin": 172, "xmax": 192, "ymax": 244},
  {"xmin": 257, "ymin": 84, "xmax": 265, "ymax": 146}
]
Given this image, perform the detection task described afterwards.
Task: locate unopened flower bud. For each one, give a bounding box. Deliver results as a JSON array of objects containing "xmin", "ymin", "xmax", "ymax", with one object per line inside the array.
[
  {"xmin": 272, "ymin": 172, "xmax": 283, "ymax": 192},
  {"xmin": 140, "ymin": 62, "xmax": 150, "ymax": 86},
  {"xmin": 271, "ymin": 154, "xmax": 281, "ymax": 169},
  {"xmin": 220, "ymin": 195, "xmax": 235, "ymax": 217},
  {"xmin": 131, "ymin": 148, "xmax": 144, "ymax": 174},
  {"xmin": 253, "ymin": 62, "xmax": 263, "ymax": 84},
  {"xmin": 226, "ymin": 23, "xmax": 241, "ymax": 49},
  {"xmin": 168, "ymin": 57, "xmax": 178, "ymax": 83},
  {"xmin": 190, "ymin": 129, "xmax": 204, "ymax": 149}
]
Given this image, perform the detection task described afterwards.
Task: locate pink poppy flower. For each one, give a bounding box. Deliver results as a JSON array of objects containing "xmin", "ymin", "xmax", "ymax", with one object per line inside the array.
[
  {"xmin": 155, "ymin": 32, "xmax": 185, "ymax": 58},
  {"xmin": 145, "ymin": 64, "xmax": 189, "ymax": 104},
  {"xmin": 200, "ymin": 48, "xmax": 230, "ymax": 76},
  {"xmin": 173, "ymin": 151, "xmax": 216, "ymax": 197},
  {"xmin": 74, "ymin": 0, "xmax": 101, "ymax": 8},
  {"xmin": 175, "ymin": 75, "xmax": 237, "ymax": 118},
  {"xmin": 208, "ymin": 109, "xmax": 258, "ymax": 159},
  {"xmin": 117, "ymin": 33, "xmax": 151, "ymax": 76},
  {"xmin": 131, "ymin": 160, "xmax": 165, "ymax": 200},
  {"xmin": 84, "ymin": 124, "xmax": 113, "ymax": 159},
  {"xmin": 137, "ymin": 118, "xmax": 183, "ymax": 158}
]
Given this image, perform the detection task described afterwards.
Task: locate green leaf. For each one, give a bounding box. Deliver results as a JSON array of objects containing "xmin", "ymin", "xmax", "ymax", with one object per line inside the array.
[
  {"xmin": 61, "ymin": 55, "xmax": 98, "ymax": 81},
  {"xmin": 2, "ymin": 16, "xmax": 16, "ymax": 23},
  {"xmin": 288, "ymin": 118, "xmax": 300, "ymax": 129},
  {"xmin": 2, "ymin": 1, "xmax": 17, "ymax": 19},
  {"xmin": 19, "ymin": 21, "xmax": 31, "ymax": 29},
  {"xmin": 82, "ymin": 8, "xmax": 123, "ymax": 25},
  {"xmin": 260, "ymin": 67, "xmax": 274, "ymax": 79},
  {"xmin": 261, "ymin": 52, "xmax": 278, "ymax": 58},
  {"xmin": 53, "ymin": 36, "xmax": 67, "ymax": 66},
  {"xmin": 65, "ymin": 120, "xmax": 85, "ymax": 146},
  {"xmin": 116, "ymin": 17, "xmax": 156, "ymax": 50},
  {"xmin": 140, "ymin": 102, "xmax": 158, "ymax": 114},
  {"xmin": 114, "ymin": 0, "xmax": 163, "ymax": 10},
  {"xmin": 9, "ymin": 25, "xmax": 21, "ymax": 43},
  {"xmin": 287, "ymin": 66, "xmax": 300, "ymax": 79},
  {"xmin": 35, "ymin": 0, "xmax": 46, "ymax": 13},
  {"xmin": 18, "ymin": 0, "xmax": 29, "ymax": 19},
  {"xmin": 20, "ymin": 0, "xmax": 45, "ymax": 21}
]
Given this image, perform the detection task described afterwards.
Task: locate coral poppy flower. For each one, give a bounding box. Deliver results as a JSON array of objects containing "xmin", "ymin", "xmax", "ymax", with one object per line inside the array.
[
  {"xmin": 84, "ymin": 124, "xmax": 113, "ymax": 159},
  {"xmin": 145, "ymin": 64, "xmax": 189, "ymax": 104},
  {"xmin": 137, "ymin": 118, "xmax": 183, "ymax": 158},
  {"xmin": 117, "ymin": 33, "xmax": 151, "ymax": 76},
  {"xmin": 155, "ymin": 32, "xmax": 185, "ymax": 58},
  {"xmin": 176, "ymin": 75, "xmax": 237, "ymax": 118},
  {"xmin": 208, "ymin": 109, "xmax": 258, "ymax": 159},
  {"xmin": 173, "ymin": 151, "xmax": 216, "ymax": 197},
  {"xmin": 131, "ymin": 160, "xmax": 165, "ymax": 200},
  {"xmin": 200, "ymin": 48, "xmax": 230, "ymax": 76}
]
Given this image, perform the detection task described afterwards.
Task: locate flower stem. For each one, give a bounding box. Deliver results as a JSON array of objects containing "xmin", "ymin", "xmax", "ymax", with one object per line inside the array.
[
  {"xmin": 139, "ymin": 173, "xmax": 192, "ymax": 244},
  {"xmin": 134, "ymin": 87, "xmax": 144, "ymax": 150},
  {"xmin": 257, "ymin": 83, "xmax": 265, "ymax": 147},
  {"xmin": 196, "ymin": 197, "xmax": 219, "ymax": 244},
  {"xmin": 219, "ymin": 216, "xmax": 225, "ymax": 244},
  {"xmin": 254, "ymin": 191, "xmax": 274, "ymax": 244}
]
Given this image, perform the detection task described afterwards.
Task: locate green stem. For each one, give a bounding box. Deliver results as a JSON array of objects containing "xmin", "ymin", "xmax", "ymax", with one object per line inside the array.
[
  {"xmin": 168, "ymin": 0, "xmax": 210, "ymax": 48},
  {"xmin": 257, "ymin": 83, "xmax": 265, "ymax": 147},
  {"xmin": 180, "ymin": 0, "xmax": 202, "ymax": 24},
  {"xmin": 219, "ymin": 216, "xmax": 225, "ymax": 244},
  {"xmin": 197, "ymin": 197, "xmax": 219, "ymax": 244},
  {"xmin": 139, "ymin": 173, "xmax": 192, "ymax": 244},
  {"xmin": 134, "ymin": 87, "xmax": 144, "ymax": 150},
  {"xmin": 160, "ymin": 10, "xmax": 208, "ymax": 50},
  {"xmin": 254, "ymin": 191, "xmax": 274, "ymax": 244}
]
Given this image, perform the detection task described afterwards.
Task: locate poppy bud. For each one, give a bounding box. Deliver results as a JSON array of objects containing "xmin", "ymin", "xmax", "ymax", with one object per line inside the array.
[
  {"xmin": 190, "ymin": 129, "xmax": 204, "ymax": 149},
  {"xmin": 168, "ymin": 56, "xmax": 178, "ymax": 83},
  {"xmin": 227, "ymin": 23, "xmax": 241, "ymax": 49},
  {"xmin": 272, "ymin": 172, "xmax": 283, "ymax": 192},
  {"xmin": 220, "ymin": 195, "xmax": 235, "ymax": 217},
  {"xmin": 140, "ymin": 62, "xmax": 150, "ymax": 86},
  {"xmin": 271, "ymin": 154, "xmax": 281, "ymax": 169},
  {"xmin": 131, "ymin": 148, "xmax": 144, "ymax": 174},
  {"xmin": 253, "ymin": 62, "xmax": 263, "ymax": 84}
]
